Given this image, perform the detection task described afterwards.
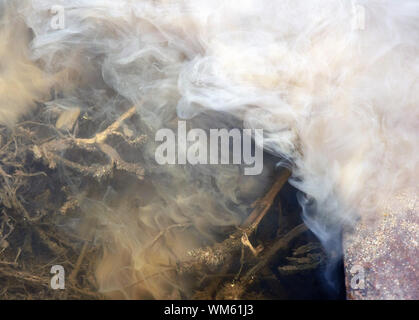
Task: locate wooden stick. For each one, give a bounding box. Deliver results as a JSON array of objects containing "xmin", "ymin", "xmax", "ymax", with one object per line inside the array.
[
  {"xmin": 241, "ymin": 223, "xmax": 308, "ymax": 282},
  {"xmin": 242, "ymin": 169, "xmax": 291, "ymax": 228},
  {"xmin": 77, "ymin": 106, "xmax": 137, "ymax": 145},
  {"xmin": 181, "ymin": 169, "xmax": 292, "ymax": 273},
  {"xmin": 69, "ymin": 240, "xmax": 89, "ymax": 282}
]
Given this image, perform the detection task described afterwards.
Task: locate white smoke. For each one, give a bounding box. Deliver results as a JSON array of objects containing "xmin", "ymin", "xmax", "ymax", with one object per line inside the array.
[
  {"xmin": 1, "ymin": 0, "xmax": 418, "ymax": 298},
  {"xmin": 0, "ymin": 0, "xmax": 52, "ymax": 125}
]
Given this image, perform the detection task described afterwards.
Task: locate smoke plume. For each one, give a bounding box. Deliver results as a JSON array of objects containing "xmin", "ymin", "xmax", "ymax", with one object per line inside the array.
[{"xmin": 1, "ymin": 0, "xmax": 418, "ymax": 298}]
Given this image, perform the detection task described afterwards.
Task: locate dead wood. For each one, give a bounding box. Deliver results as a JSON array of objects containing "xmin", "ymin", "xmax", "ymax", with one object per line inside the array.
[
  {"xmin": 240, "ymin": 223, "xmax": 308, "ymax": 283},
  {"xmin": 0, "ymin": 98, "xmax": 327, "ymax": 300},
  {"xmin": 242, "ymin": 169, "xmax": 291, "ymax": 228},
  {"xmin": 33, "ymin": 106, "xmax": 145, "ymax": 180},
  {"xmin": 180, "ymin": 169, "xmax": 291, "ymax": 274}
]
